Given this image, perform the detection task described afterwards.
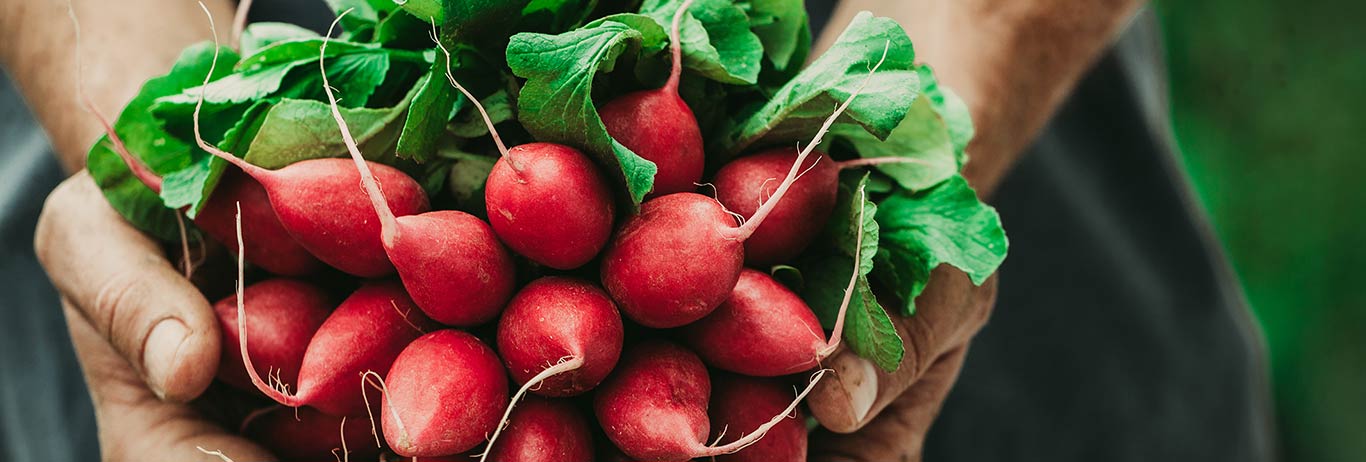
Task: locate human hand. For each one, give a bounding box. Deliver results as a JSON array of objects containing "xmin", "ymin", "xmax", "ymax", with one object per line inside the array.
[
  {"xmin": 806, "ymin": 267, "xmax": 999, "ymax": 462},
  {"xmin": 35, "ymin": 172, "xmax": 273, "ymax": 460}
]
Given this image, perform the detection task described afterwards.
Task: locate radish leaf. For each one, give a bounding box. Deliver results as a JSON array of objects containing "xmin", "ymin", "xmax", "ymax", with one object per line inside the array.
[{"xmin": 640, "ymin": 0, "xmax": 763, "ymax": 85}]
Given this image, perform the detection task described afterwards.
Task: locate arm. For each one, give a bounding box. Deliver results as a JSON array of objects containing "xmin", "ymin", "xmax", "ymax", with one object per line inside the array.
[
  {"xmin": 0, "ymin": 0, "xmax": 233, "ymax": 171},
  {"xmin": 5, "ymin": 0, "xmax": 272, "ymax": 458},
  {"xmin": 817, "ymin": 0, "xmax": 1144, "ymax": 196},
  {"xmin": 807, "ymin": 1, "xmax": 1142, "ymax": 460}
]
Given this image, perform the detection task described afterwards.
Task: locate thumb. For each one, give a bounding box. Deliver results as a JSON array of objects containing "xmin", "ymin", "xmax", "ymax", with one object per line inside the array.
[
  {"xmin": 36, "ymin": 172, "xmax": 220, "ymax": 402},
  {"xmin": 807, "ymin": 347, "xmax": 969, "ymax": 462}
]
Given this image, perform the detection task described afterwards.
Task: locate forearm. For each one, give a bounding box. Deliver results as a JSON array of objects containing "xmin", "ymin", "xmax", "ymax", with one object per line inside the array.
[
  {"xmin": 0, "ymin": 0, "xmax": 233, "ymax": 173},
  {"xmin": 820, "ymin": 0, "xmax": 1144, "ymax": 196}
]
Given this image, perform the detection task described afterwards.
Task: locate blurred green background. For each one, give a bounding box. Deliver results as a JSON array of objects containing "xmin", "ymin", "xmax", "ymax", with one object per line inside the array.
[{"xmin": 1154, "ymin": 1, "xmax": 1365, "ymax": 461}]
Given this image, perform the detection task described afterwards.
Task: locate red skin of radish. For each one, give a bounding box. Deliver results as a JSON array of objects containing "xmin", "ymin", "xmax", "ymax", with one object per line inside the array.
[
  {"xmin": 386, "ymin": 210, "xmax": 516, "ymax": 326},
  {"xmin": 213, "ymin": 278, "xmax": 331, "ymax": 391},
  {"xmin": 195, "ymin": 170, "xmax": 324, "ymax": 275},
  {"xmin": 713, "ymin": 149, "xmax": 839, "ymax": 266},
  {"xmin": 484, "ymin": 397, "xmax": 595, "ymax": 462},
  {"xmin": 253, "ymin": 158, "xmax": 430, "ymax": 277},
  {"xmin": 598, "ymin": 90, "xmax": 705, "ymax": 198},
  {"xmin": 681, "ymin": 269, "xmax": 826, "ymax": 377},
  {"xmin": 240, "ymin": 406, "xmax": 379, "ymax": 461},
  {"xmin": 485, "ymin": 142, "xmax": 616, "ymax": 270},
  {"xmin": 600, "ymin": 193, "xmax": 743, "ymax": 328},
  {"xmin": 382, "ymin": 329, "xmax": 509, "ymax": 457},
  {"xmin": 497, "ymin": 277, "xmax": 623, "ymax": 396},
  {"xmin": 593, "ymin": 340, "xmax": 712, "ymax": 461},
  {"xmin": 247, "ymin": 281, "xmax": 436, "ymax": 417},
  {"xmin": 709, "ymin": 374, "xmax": 807, "ymax": 462}
]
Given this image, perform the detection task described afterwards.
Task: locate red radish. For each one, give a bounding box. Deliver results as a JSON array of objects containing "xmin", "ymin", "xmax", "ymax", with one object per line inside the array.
[
  {"xmin": 597, "ymin": 0, "xmax": 704, "ymax": 198},
  {"xmin": 600, "ymin": 46, "xmax": 891, "ymax": 328},
  {"xmin": 322, "ymin": 20, "xmax": 514, "ymax": 325},
  {"xmin": 482, "ymin": 397, "xmax": 594, "ymax": 462},
  {"xmin": 714, "ymin": 150, "xmax": 930, "ymax": 266},
  {"xmin": 213, "ymin": 278, "xmax": 330, "ymax": 391},
  {"xmin": 229, "ymin": 213, "xmax": 436, "ymax": 416},
  {"xmin": 709, "ymin": 374, "xmax": 808, "ymax": 462},
  {"xmin": 483, "ymin": 277, "xmax": 623, "ymax": 461},
  {"xmin": 191, "ymin": 11, "xmax": 431, "ymax": 277},
  {"xmin": 429, "ymin": 36, "xmax": 615, "ymax": 270},
  {"xmin": 70, "ymin": 12, "xmax": 321, "ymax": 276},
  {"xmin": 682, "ymin": 186, "xmax": 865, "ymax": 376},
  {"xmin": 240, "ymin": 406, "xmax": 379, "ymax": 461},
  {"xmin": 593, "ymin": 340, "xmax": 827, "ymax": 461},
  {"xmin": 368, "ymin": 330, "xmax": 508, "ymax": 457}
]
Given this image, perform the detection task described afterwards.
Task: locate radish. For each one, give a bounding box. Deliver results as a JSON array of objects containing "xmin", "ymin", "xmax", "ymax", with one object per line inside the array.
[
  {"xmin": 714, "ymin": 149, "xmax": 927, "ymax": 266},
  {"xmin": 709, "ymin": 374, "xmax": 808, "ymax": 462},
  {"xmin": 600, "ymin": 46, "xmax": 891, "ymax": 328},
  {"xmin": 240, "ymin": 406, "xmax": 379, "ymax": 461},
  {"xmin": 681, "ymin": 187, "xmax": 865, "ymax": 376},
  {"xmin": 368, "ymin": 329, "xmax": 508, "ymax": 457},
  {"xmin": 71, "ymin": 13, "xmax": 321, "ymax": 276},
  {"xmin": 191, "ymin": 11, "xmax": 431, "ymax": 278},
  {"xmin": 597, "ymin": 0, "xmax": 704, "ymax": 198},
  {"xmin": 593, "ymin": 340, "xmax": 827, "ymax": 461},
  {"xmin": 322, "ymin": 20, "xmax": 514, "ymax": 325},
  {"xmin": 213, "ymin": 278, "xmax": 330, "ymax": 391},
  {"xmin": 227, "ymin": 212, "xmax": 437, "ymax": 416},
  {"xmin": 427, "ymin": 36, "xmax": 615, "ymax": 270},
  {"xmin": 483, "ymin": 277, "xmax": 622, "ymax": 461},
  {"xmin": 483, "ymin": 397, "xmax": 594, "ymax": 462}
]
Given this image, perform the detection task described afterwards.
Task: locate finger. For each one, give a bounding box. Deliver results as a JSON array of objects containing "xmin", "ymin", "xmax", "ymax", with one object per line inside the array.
[
  {"xmin": 807, "ymin": 346, "xmax": 969, "ymax": 462},
  {"xmin": 808, "ymin": 269, "xmax": 998, "ymax": 433},
  {"xmin": 64, "ymin": 300, "xmax": 276, "ymax": 461},
  {"xmin": 35, "ymin": 172, "xmax": 220, "ymax": 402}
]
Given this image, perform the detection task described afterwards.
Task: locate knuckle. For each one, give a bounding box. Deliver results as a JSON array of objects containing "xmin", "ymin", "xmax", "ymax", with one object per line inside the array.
[
  {"xmin": 91, "ymin": 271, "xmax": 149, "ymax": 355},
  {"xmin": 33, "ymin": 176, "xmax": 84, "ymax": 268}
]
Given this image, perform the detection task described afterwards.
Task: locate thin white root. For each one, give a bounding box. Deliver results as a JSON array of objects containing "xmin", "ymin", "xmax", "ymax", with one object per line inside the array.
[
  {"xmin": 231, "ymin": 0, "xmax": 253, "ymax": 49},
  {"xmin": 193, "ymin": 2, "xmax": 266, "ymax": 178},
  {"xmin": 819, "ymin": 185, "xmax": 867, "ymax": 358},
  {"xmin": 698, "ymin": 369, "xmax": 830, "ymax": 457},
  {"xmin": 429, "ymin": 22, "xmax": 511, "ymax": 160},
  {"xmin": 729, "ymin": 41, "xmax": 892, "ymax": 241},
  {"xmin": 234, "ymin": 202, "xmax": 299, "ymax": 406},
  {"xmin": 321, "ymin": 9, "xmax": 401, "ymax": 246},
  {"xmin": 175, "ymin": 213, "xmax": 194, "ymax": 279},
  {"xmin": 478, "ymin": 356, "xmax": 586, "ymax": 462},
  {"xmin": 361, "ymin": 370, "xmax": 409, "ymax": 450},
  {"xmin": 336, "ymin": 416, "xmax": 350, "ymax": 462},
  {"xmin": 196, "ymin": 447, "xmax": 236, "ymax": 462}
]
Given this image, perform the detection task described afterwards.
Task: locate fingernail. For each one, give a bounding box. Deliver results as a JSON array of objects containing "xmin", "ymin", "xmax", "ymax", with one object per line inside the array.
[
  {"xmin": 849, "ymin": 357, "xmax": 878, "ymax": 423},
  {"xmin": 143, "ymin": 318, "xmax": 189, "ymax": 399}
]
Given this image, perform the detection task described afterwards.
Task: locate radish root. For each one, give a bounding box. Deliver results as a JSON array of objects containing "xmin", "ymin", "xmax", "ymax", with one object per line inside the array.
[
  {"xmin": 430, "ymin": 22, "xmax": 520, "ymax": 171},
  {"xmin": 477, "ymin": 356, "xmax": 587, "ymax": 462},
  {"xmin": 320, "ymin": 9, "xmax": 401, "ymax": 247},
  {"xmin": 819, "ymin": 185, "xmax": 867, "ymax": 358},
  {"xmin": 195, "ymin": 447, "xmax": 236, "ymax": 462},
  {"xmin": 193, "ymin": 2, "xmax": 270, "ymax": 180},
  {"xmin": 697, "ymin": 368, "xmax": 830, "ymax": 456},
  {"xmin": 232, "ymin": 202, "xmax": 303, "ymax": 407},
  {"xmin": 231, "ymin": 0, "xmax": 253, "ymax": 49},
  {"xmin": 664, "ymin": 0, "xmax": 696, "ymax": 93},
  {"xmin": 360, "ymin": 370, "xmax": 409, "ymax": 451},
  {"xmin": 728, "ymin": 41, "xmax": 892, "ymax": 241}
]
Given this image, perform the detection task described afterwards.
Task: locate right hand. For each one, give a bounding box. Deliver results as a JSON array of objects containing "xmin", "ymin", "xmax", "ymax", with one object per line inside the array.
[{"xmin": 35, "ymin": 171, "xmax": 273, "ymax": 460}]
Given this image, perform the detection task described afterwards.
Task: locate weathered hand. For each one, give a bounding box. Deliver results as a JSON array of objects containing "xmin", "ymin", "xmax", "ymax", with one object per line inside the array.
[
  {"xmin": 36, "ymin": 172, "xmax": 272, "ymax": 461},
  {"xmin": 806, "ymin": 267, "xmax": 999, "ymax": 462}
]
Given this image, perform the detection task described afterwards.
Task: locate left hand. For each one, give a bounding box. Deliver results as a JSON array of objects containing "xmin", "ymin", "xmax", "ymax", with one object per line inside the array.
[{"xmin": 806, "ymin": 267, "xmax": 999, "ymax": 462}]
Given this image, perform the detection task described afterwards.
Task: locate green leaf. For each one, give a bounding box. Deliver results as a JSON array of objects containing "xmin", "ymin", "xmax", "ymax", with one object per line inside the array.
[
  {"xmin": 640, "ymin": 0, "xmax": 763, "ymax": 85},
  {"xmin": 159, "ymin": 101, "xmax": 272, "ymax": 217},
  {"xmin": 448, "ymin": 90, "xmax": 514, "ymax": 138},
  {"xmin": 444, "ymin": 0, "xmax": 531, "ymax": 39},
  {"xmin": 396, "ymin": 0, "xmax": 443, "ymax": 22},
  {"xmin": 239, "ymin": 23, "xmax": 320, "ymax": 57},
  {"xmin": 241, "ymin": 97, "xmax": 410, "ymax": 169},
  {"xmin": 507, "ymin": 19, "xmax": 670, "ymax": 203},
  {"xmin": 720, "ymin": 12, "xmax": 918, "ymax": 157},
  {"xmin": 441, "ymin": 148, "xmax": 498, "ymax": 216},
  {"xmin": 801, "ymin": 174, "xmax": 904, "ymax": 372},
  {"xmin": 738, "ymin": 0, "xmax": 806, "ymax": 70},
  {"xmin": 86, "ymin": 43, "xmax": 236, "ymax": 241},
  {"xmin": 396, "ymin": 69, "xmax": 459, "ymax": 162},
  {"xmin": 917, "ymin": 64, "xmax": 974, "ymax": 162},
  {"xmin": 874, "ymin": 175, "xmax": 1007, "ymax": 315},
  {"xmin": 520, "ymin": 0, "xmax": 600, "ymax": 33}
]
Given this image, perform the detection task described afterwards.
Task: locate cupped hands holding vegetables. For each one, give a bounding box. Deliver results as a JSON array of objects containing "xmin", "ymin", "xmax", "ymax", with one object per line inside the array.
[{"xmin": 21, "ymin": 0, "xmax": 1075, "ymax": 459}]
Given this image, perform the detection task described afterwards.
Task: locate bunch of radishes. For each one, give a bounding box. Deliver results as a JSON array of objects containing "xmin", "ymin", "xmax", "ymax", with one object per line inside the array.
[{"xmin": 82, "ymin": 0, "xmax": 1006, "ymax": 460}]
